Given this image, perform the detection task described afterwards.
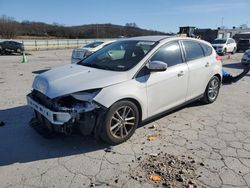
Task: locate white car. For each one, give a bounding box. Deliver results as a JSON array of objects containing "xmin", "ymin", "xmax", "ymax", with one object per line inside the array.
[
  {"xmin": 71, "ymin": 40, "xmax": 114, "ymax": 64},
  {"xmin": 211, "ymin": 38, "xmax": 237, "ymax": 55},
  {"xmin": 241, "ymin": 49, "xmax": 250, "ymax": 64},
  {"xmin": 27, "ymin": 36, "xmax": 222, "ymax": 144}
]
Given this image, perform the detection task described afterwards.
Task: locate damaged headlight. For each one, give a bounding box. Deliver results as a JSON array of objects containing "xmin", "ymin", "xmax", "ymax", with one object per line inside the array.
[
  {"xmin": 70, "ymin": 89, "xmax": 101, "ymax": 102},
  {"xmin": 54, "ymin": 89, "xmax": 102, "ymax": 113}
]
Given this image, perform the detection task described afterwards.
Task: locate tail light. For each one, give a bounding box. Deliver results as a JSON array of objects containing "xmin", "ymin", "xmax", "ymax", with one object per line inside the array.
[{"xmin": 216, "ymin": 54, "xmax": 222, "ymax": 61}]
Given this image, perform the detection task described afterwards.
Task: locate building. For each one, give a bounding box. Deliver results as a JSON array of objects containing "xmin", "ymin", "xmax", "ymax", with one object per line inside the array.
[{"xmin": 217, "ymin": 28, "xmax": 250, "ymax": 41}]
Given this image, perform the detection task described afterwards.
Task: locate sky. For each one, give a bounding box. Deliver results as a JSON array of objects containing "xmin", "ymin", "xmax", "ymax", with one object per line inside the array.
[{"xmin": 0, "ymin": 0, "xmax": 249, "ymax": 33}]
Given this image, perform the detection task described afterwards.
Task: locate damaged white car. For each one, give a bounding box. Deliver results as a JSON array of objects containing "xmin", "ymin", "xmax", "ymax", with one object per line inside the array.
[{"xmin": 27, "ymin": 36, "xmax": 222, "ymax": 144}]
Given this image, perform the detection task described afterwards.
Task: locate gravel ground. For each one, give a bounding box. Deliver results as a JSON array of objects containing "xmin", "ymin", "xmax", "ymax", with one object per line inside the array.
[{"xmin": 0, "ymin": 50, "xmax": 250, "ymax": 188}]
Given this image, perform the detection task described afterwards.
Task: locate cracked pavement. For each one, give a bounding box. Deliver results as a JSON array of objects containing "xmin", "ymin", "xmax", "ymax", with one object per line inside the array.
[{"xmin": 0, "ymin": 50, "xmax": 250, "ymax": 188}]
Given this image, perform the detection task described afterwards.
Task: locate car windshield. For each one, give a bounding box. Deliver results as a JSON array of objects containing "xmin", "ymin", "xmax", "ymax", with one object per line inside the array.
[
  {"xmin": 212, "ymin": 39, "xmax": 227, "ymax": 44},
  {"xmin": 78, "ymin": 40, "xmax": 157, "ymax": 71},
  {"xmin": 84, "ymin": 41, "xmax": 104, "ymax": 48}
]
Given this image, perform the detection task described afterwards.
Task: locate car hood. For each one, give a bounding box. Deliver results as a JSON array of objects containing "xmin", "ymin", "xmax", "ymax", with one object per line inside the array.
[{"xmin": 32, "ymin": 64, "xmax": 128, "ymax": 99}]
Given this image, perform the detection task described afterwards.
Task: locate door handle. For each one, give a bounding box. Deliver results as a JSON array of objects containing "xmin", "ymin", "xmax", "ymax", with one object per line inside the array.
[
  {"xmin": 177, "ymin": 71, "xmax": 184, "ymax": 77},
  {"xmin": 205, "ymin": 62, "xmax": 210, "ymax": 67}
]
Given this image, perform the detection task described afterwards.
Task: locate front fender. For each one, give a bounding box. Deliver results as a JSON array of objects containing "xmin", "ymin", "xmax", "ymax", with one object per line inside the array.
[{"xmin": 93, "ymin": 79, "xmax": 148, "ymax": 120}]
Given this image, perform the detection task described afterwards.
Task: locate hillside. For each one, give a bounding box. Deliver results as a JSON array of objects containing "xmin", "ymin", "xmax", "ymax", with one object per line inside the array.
[{"xmin": 0, "ymin": 16, "xmax": 169, "ymax": 39}]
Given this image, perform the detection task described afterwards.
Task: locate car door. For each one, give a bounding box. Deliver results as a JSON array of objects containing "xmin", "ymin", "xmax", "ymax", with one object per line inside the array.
[
  {"xmin": 182, "ymin": 40, "xmax": 213, "ymax": 100},
  {"xmin": 146, "ymin": 41, "xmax": 189, "ymax": 117}
]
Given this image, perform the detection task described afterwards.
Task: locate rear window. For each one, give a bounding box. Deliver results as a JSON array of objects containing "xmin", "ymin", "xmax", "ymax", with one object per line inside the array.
[{"xmin": 182, "ymin": 40, "xmax": 205, "ymax": 61}]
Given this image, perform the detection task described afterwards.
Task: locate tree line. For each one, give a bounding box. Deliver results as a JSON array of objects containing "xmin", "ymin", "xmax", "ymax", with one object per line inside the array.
[{"xmin": 0, "ymin": 15, "xmax": 169, "ymax": 39}]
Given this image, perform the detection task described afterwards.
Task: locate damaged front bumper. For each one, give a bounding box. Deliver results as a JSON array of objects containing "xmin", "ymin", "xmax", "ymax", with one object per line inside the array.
[
  {"xmin": 26, "ymin": 90, "xmax": 105, "ymax": 135},
  {"xmin": 27, "ymin": 96, "xmax": 71, "ymax": 125}
]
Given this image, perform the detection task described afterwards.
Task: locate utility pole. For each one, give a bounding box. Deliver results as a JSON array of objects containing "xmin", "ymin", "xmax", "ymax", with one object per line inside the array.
[{"xmin": 221, "ymin": 17, "xmax": 224, "ymax": 28}]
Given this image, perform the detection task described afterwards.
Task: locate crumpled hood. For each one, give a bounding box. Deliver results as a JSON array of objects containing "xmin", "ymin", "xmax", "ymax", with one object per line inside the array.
[{"xmin": 32, "ymin": 64, "xmax": 128, "ymax": 99}]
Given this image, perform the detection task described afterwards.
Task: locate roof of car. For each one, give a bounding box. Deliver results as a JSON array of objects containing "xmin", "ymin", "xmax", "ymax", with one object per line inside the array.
[{"xmin": 125, "ymin": 35, "xmax": 172, "ymax": 42}]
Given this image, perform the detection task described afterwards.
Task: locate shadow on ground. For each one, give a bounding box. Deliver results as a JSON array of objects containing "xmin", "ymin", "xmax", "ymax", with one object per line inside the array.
[
  {"xmin": 0, "ymin": 105, "xmax": 108, "ymax": 166},
  {"xmin": 0, "ymin": 100, "xmax": 210, "ymax": 167}
]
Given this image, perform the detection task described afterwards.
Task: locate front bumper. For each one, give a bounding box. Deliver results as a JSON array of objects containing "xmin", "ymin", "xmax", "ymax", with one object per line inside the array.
[
  {"xmin": 27, "ymin": 91, "xmax": 104, "ymax": 135},
  {"xmin": 213, "ymin": 47, "xmax": 224, "ymax": 53},
  {"xmin": 27, "ymin": 95, "xmax": 71, "ymax": 125}
]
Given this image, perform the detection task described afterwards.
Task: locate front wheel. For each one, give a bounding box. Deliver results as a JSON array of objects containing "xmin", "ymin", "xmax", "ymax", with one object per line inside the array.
[
  {"xmin": 232, "ymin": 47, "xmax": 236, "ymax": 54},
  {"xmin": 100, "ymin": 100, "xmax": 139, "ymax": 145},
  {"xmin": 202, "ymin": 76, "xmax": 221, "ymax": 104}
]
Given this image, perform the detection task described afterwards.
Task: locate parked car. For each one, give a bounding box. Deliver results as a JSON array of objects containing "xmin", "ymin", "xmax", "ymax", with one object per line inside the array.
[
  {"xmin": 71, "ymin": 40, "xmax": 114, "ymax": 64},
  {"xmin": 211, "ymin": 38, "xmax": 237, "ymax": 55},
  {"xmin": 241, "ymin": 49, "xmax": 250, "ymax": 64},
  {"xmin": 237, "ymin": 39, "xmax": 250, "ymax": 52},
  {"xmin": 0, "ymin": 40, "xmax": 24, "ymax": 54},
  {"xmin": 27, "ymin": 36, "xmax": 222, "ymax": 144}
]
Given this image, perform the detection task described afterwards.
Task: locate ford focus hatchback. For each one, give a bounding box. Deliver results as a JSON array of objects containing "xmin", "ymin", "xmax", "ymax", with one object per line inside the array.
[{"xmin": 27, "ymin": 36, "xmax": 222, "ymax": 144}]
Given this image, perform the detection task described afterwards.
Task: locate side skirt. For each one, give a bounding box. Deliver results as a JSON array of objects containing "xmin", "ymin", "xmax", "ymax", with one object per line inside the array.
[{"xmin": 140, "ymin": 94, "xmax": 204, "ymax": 125}]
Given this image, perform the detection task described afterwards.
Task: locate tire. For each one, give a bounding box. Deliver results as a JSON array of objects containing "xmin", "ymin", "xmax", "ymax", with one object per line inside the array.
[
  {"xmin": 202, "ymin": 76, "xmax": 221, "ymax": 104},
  {"xmin": 100, "ymin": 100, "xmax": 139, "ymax": 145}
]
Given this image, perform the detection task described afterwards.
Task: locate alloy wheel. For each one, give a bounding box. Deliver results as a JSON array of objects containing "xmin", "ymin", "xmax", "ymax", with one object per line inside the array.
[
  {"xmin": 110, "ymin": 106, "xmax": 136, "ymax": 139},
  {"xmin": 208, "ymin": 77, "xmax": 219, "ymax": 101}
]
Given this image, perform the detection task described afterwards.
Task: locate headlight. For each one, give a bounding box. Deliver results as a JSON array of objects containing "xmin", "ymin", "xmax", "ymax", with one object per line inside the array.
[
  {"xmin": 55, "ymin": 89, "xmax": 102, "ymax": 113},
  {"xmin": 70, "ymin": 89, "xmax": 102, "ymax": 102},
  {"xmin": 32, "ymin": 77, "xmax": 48, "ymax": 94}
]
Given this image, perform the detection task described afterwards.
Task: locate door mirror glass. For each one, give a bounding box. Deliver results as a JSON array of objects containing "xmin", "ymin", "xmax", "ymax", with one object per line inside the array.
[{"xmin": 147, "ymin": 60, "xmax": 167, "ymax": 72}]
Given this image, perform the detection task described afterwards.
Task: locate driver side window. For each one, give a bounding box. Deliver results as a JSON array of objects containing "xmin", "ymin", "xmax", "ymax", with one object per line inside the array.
[{"xmin": 150, "ymin": 41, "xmax": 183, "ymax": 67}]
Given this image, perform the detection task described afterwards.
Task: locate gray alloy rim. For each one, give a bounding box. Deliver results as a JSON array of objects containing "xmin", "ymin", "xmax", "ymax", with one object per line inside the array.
[
  {"xmin": 208, "ymin": 78, "xmax": 219, "ymax": 100},
  {"xmin": 110, "ymin": 106, "xmax": 136, "ymax": 139}
]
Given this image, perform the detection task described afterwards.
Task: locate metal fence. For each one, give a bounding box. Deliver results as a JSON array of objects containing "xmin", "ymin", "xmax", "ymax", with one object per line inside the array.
[{"xmin": 0, "ymin": 38, "xmax": 114, "ymax": 51}]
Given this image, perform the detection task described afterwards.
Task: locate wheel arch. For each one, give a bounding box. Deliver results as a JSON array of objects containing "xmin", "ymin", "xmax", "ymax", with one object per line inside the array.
[{"xmin": 214, "ymin": 73, "xmax": 222, "ymax": 83}]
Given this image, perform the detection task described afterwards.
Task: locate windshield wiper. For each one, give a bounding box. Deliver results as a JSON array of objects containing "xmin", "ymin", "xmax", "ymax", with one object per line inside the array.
[{"xmin": 83, "ymin": 63, "xmax": 114, "ymax": 71}]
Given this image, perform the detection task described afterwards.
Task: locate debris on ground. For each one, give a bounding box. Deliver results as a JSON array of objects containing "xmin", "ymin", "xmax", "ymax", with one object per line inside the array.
[
  {"xmin": 0, "ymin": 121, "xmax": 5, "ymax": 127},
  {"xmin": 104, "ymin": 146, "xmax": 114, "ymax": 153},
  {"xmin": 149, "ymin": 153, "xmax": 158, "ymax": 157},
  {"xmin": 132, "ymin": 152, "xmax": 197, "ymax": 188},
  {"xmin": 150, "ymin": 175, "xmax": 162, "ymax": 181},
  {"xmin": 148, "ymin": 124, "xmax": 157, "ymax": 129},
  {"xmin": 147, "ymin": 135, "xmax": 157, "ymax": 141}
]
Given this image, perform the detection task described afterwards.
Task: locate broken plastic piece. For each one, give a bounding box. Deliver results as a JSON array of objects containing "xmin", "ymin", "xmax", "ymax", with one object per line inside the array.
[
  {"xmin": 149, "ymin": 175, "xmax": 162, "ymax": 181},
  {"xmin": 147, "ymin": 135, "xmax": 157, "ymax": 141}
]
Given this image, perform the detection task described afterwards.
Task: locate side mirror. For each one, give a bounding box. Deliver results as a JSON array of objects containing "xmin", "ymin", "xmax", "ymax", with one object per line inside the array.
[{"xmin": 147, "ymin": 60, "xmax": 167, "ymax": 72}]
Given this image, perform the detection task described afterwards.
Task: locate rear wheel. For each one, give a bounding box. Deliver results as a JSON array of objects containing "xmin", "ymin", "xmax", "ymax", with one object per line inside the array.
[
  {"xmin": 100, "ymin": 100, "xmax": 139, "ymax": 145},
  {"xmin": 16, "ymin": 48, "xmax": 21, "ymax": 53},
  {"xmin": 202, "ymin": 76, "xmax": 221, "ymax": 104}
]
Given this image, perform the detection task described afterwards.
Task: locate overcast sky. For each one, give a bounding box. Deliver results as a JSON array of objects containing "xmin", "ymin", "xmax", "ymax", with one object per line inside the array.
[{"xmin": 0, "ymin": 0, "xmax": 249, "ymax": 32}]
